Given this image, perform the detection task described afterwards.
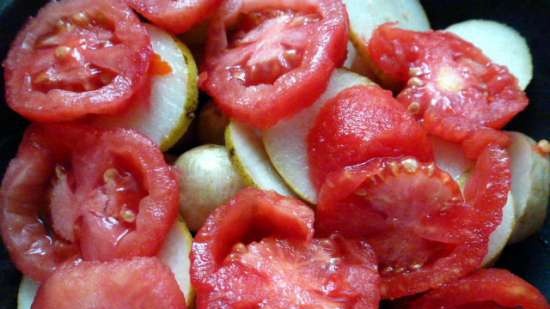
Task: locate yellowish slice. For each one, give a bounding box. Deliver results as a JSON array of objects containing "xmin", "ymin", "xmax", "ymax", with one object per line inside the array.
[
  {"xmin": 263, "ymin": 69, "xmax": 373, "ymax": 204},
  {"xmin": 446, "ymin": 20, "xmax": 533, "ymax": 90},
  {"xmin": 483, "ymin": 192, "xmax": 515, "ymax": 266},
  {"xmin": 94, "ymin": 24, "xmax": 198, "ymax": 151},
  {"xmin": 225, "ymin": 122, "xmax": 294, "ymax": 197}
]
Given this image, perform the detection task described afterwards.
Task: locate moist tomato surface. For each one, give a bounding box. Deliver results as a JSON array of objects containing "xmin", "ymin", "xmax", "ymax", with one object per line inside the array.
[
  {"xmin": 200, "ymin": 0, "xmax": 349, "ymax": 129},
  {"xmin": 316, "ymin": 145, "xmax": 511, "ymax": 299},
  {"xmin": 368, "ymin": 24, "xmax": 528, "ymax": 157},
  {"xmin": 404, "ymin": 269, "xmax": 550, "ymax": 309},
  {"xmin": 3, "ymin": 0, "xmax": 152, "ymax": 122},
  {"xmin": 31, "ymin": 257, "xmax": 186, "ymax": 309},
  {"xmin": 127, "ymin": 0, "xmax": 223, "ymax": 34},
  {"xmin": 308, "ymin": 85, "xmax": 433, "ymax": 189},
  {"xmin": 191, "ymin": 188, "xmax": 380, "ymax": 308},
  {"xmin": 0, "ymin": 124, "xmax": 178, "ymax": 282}
]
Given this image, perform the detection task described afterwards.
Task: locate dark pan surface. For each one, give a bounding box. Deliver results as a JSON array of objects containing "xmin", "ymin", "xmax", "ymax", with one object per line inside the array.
[{"xmin": 0, "ymin": 0, "xmax": 548, "ymax": 308}]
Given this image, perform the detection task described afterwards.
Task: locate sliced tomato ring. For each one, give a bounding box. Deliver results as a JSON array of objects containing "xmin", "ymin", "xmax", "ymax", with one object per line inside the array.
[
  {"xmin": 127, "ymin": 0, "xmax": 223, "ymax": 34},
  {"xmin": 368, "ymin": 24, "xmax": 528, "ymax": 156},
  {"xmin": 31, "ymin": 257, "xmax": 187, "ymax": 309},
  {"xmin": 190, "ymin": 188, "xmax": 314, "ymax": 292},
  {"xmin": 3, "ymin": 0, "xmax": 152, "ymax": 122},
  {"xmin": 307, "ymin": 85, "xmax": 433, "ymax": 189},
  {"xmin": 405, "ymin": 269, "xmax": 549, "ymax": 309},
  {"xmin": 316, "ymin": 157, "xmax": 497, "ymax": 299},
  {"xmin": 0, "ymin": 124, "xmax": 178, "ymax": 282},
  {"xmin": 200, "ymin": 235, "xmax": 380, "ymax": 308},
  {"xmin": 200, "ymin": 0, "xmax": 349, "ymax": 129}
]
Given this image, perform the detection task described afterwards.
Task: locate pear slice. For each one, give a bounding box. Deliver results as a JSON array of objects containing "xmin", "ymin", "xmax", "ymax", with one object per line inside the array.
[
  {"xmin": 93, "ymin": 24, "xmax": 198, "ymax": 151},
  {"xmin": 483, "ymin": 192, "xmax": 515, "ymax": 266},
  {"xmin": 506, "ymin": 132, "xmax": 550, "ymax": 243},
  {"xmin": 446, "ymin": 20, "xmax": 533, "ymax": 90},
  {"xmin": 225, "ymin": 122, "xmax": 293, "ymax": 197},
  {"xmin": 263, "ymin": 69, "xmax": 373, "ymax": 204},
  {"xmin": 17, "ymin": 218, "xmax": 195, "ymax": 308}
]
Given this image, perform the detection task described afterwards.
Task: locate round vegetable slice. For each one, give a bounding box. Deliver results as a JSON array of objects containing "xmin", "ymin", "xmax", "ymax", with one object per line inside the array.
[
  {"xmin": 308, "ymin": 84, "xmax": 433, "ymax": 189},
  {"xmin": 316, "ymin": 148, "xmax": 510, "ymax": 299},
  {"xmin": 18, "ymin": 276, "xmax": 38, "ymax": 309},
  {"xmin": 31, "ymin": 257, "xmax": 186, "ymax": 309},
  {"xmin": 368, "ymin": 24, "xmax": 528, "ymax": 155},
  {"xmin": 3, "ymin": 0, "xmax": 152, "ymax": 122},
  {"xmin": 0, "ymin": 124, "xmax": 179, "ymax": 281},
  {"xmin": 200, "ymin": 0, "xmax": 349, "ymax": 129},
  {"xmin": 404, "ymin": 269, "xmax": 549, "ymax": 309},
  {"xmin": 127, "ymin": 0, "xmax": 222, "ymax": 34}
]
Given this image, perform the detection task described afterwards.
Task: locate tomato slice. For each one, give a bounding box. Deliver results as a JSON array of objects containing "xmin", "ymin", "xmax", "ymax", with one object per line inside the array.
[
  {"xmin": 404, "ymin": 269, "xmax": 549, "ymax": 309},
  {"xmin": 31, "ymin": 257, "xmax": 186, "ymax": 309},
  {"xmin": 0, "ymin": 124, "xmax": 178, "ymax": 282},
  {"xmin": 308, "ymin": 85, "xmax": 433, "ymax": 189},
  {"xmin": 200, "ymin": 0, "xmax": 349, "ymax": 129},
  {"xmin": 368, "ymin": 24, "xmax": 528, "ymax": 156},
  {"xmin": 316, "ymin": 155, "xmax": 509, "ymax": 299},
  {"xmin": 127, "ymin": 0, "xmax": 223, "ymax": 34},
  {"xmin": 3, "ymin": 0, "xmax": 152, "ymax": 122}
]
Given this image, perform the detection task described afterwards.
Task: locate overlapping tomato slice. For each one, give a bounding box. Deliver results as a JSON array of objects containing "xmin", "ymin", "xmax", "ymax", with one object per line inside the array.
[
  {"xmin": 308, "ymin": 85, "xmax": 433, "ymax": 189},
  {"xmin": 200, "ymin": 0, "xmax": 349, "ymax": 129},
  {"xmin": 3, "ymin": 0, "xmax": 152, "ymax": 122},
  {"xmin": 403, "ymin": 269, "xmax": 549, "ymax": 309},
  {"xmin": 368, "ymin": 24, "xmax": 528, "ymax": 158},
  {"xmin": 31, "ymin": 257, "xmax": 187, "ymax": 309},
  {"xmin": 191, "ymin": 188, "xmax": 380, "ymax": 308},
  {"xmin": 0, "ymin": 124, "xmax": 178, "ymax": 282},
  {"xmin": 316, "ymin": 144, "xmax": 511, "ymax": 299}
]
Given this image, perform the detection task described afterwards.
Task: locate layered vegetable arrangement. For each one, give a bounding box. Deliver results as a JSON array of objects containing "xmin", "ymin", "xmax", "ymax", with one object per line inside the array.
[{"xmin": 1, "ymin": 0, "xmax": 549, "ymax": 308}]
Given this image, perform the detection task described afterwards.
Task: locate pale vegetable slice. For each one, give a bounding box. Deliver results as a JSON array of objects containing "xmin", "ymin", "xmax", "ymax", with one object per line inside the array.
[
  {"xmin": 17, "ymin": 276, "xmax": 38, "ymax": 309},
  {"xmin": 431, "ymin": 136, "xmax": 473, "ymax": 187},
  {"xmin": 263, "ymin": 69, "xmax": 373, "ymax": 204},
  {"xmin": 507, "ymin": 132, "xmax": 550, "ymax": 243},
  {"xmin": 446, "ymin": 20, "xmax": 533, "ymax": 90},
  {"xmin": 343, "ymin": 42, "xmax": 372, "ymax": 77},
  {"xmin": 483, "ymin": 192, "xmax": 515, "ymax": 266},
  {"xmin": 174, "ymin": 145, "xmax": 245, "ymax": 231},
  {"xmin": 94, "ymin": 24, "xmax": 198, "ymax": 151},
  {"xmin": 159, "ymin": 217, "xmax": 194, "ymax": 307},
  {"xmin": 225, "ymin": 121, "xmax": 293, "ymax": 197}
]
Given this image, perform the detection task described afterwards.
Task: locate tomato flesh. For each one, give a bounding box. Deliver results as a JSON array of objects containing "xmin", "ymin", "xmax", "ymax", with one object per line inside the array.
[
  {"xmin": 368, "ymin": 24, "xmax": 528, "ymax": 156},
  {"xmin": 200, "ymin": 0, "xmax": 349, "ymax": 129},
  {"xmin": 31, "ymin": 257, "xmax": 186, "ymax": 309},
  {"xmin": 0, "ymin": 124, "xmax": 178, "ymax": 281},
  {"xmin": 308, "ymin": 85, "xmax": 433, "ymax": 189},
  {"xmin": 3, "ymin": 0, "xmax": 152, "ymax": 122},
  {"xmin": 405, "ymin": 269, "xmax": 550, "ymax": 309}
]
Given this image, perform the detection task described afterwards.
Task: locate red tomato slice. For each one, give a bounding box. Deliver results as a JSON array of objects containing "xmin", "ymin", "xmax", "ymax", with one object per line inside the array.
[
  {"xmin": 127, "ymin": 0, "xmax": 223, "ymax": 34},
  {"xmin": 3, "ymin": 0, "xmax": 152, "ymax": 122},
  {"xmin": 316, "ymin": 156, "xmax": 506, "ymax": 299},
  {"xmin": 308, "ymin": 85, "xmax": 433, "ymax": 189},
  {"xmin": 404, "ymin": 269, "xmax": 550, "ymax": 309},
  {"xmin": 0, "ymin": 124, "xmax": 178, "ymax": 282},
  {"xmin": 368, "ymin": 24, "xmax": 528, "ymax": 156},
  {"xmin": 31, "ymin": 257, "xmax": 186, "ymax": 309},
  {"xmin": 200, "ymin": 0, "xmax": 349, "ymax": 129}
]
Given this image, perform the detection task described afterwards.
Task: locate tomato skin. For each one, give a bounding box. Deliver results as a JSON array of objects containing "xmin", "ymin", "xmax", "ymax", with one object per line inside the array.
[
  {"xmin": 31, "ymin": 257, "xmax": 187, "ymax": 309},
  {"xmin": 3, "ymin": 0, "xmax": 152, "ymax": 122},
  {"xmin": 200, "ymin": 0, "xmax": 349, "ymax": 129},
  {"xmin": 308, "ymin": 85, "xmax": 433, "ymax": 189},
  {"xmin": 404, "ymin": 269, "xmax": 550, "ymax": 309},
  {"xmin": 127, "ymin": 0, "xmax": 223, "ymax": 34}
]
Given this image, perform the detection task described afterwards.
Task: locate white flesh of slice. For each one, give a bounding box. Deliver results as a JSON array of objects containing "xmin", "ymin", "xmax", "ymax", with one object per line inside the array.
[
  {"xmin": 94, "ymin": 24, "xmax": 198, "ymax": 151},
  {"xmin": 507, "ymin": 132, "xmax": 550, "ymax": 243},
  {"xmin": 225, "ymin": 122, "xmax": 294, "ymax": 197},
  {"xmin": 446, "ymin": 20, "xmax": 533, "ymax": 90},
  {"xmin": 343, "ymin": 42, "xmax": 372, "ymax": 77},
  {"xmin": 483, "ymin": 192, "xmax": 515, "ymax": 266},
  {"xmin": 17, "ymin": 218, "xmax": 194, "ymax": 308},
  {"xmin": 263, "ymin": 69, "xmax": 373, "ymax": 204}
]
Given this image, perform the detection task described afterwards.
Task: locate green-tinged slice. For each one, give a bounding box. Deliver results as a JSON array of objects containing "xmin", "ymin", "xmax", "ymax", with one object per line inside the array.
[
  {"xmin": 17, "ymin": 276, "xmax": 38, "ymax": 309},
  {"xmin": 446, "ymin": 20, "xmax": 533, "ymax": 90},
  {"xmin": 225, "ymin": 122, "xmax": 293, "ymax": 197},
  {"xmin": 507, "ymin": 132, "xmax": 550, "ymax": 243},
  {"xmin": 94, "ymin": 24, "xmax": 198, "ymax": 151},
  {"xmin": 263, "ymin": 69, "xmax": 373, "ymax": 204}
]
